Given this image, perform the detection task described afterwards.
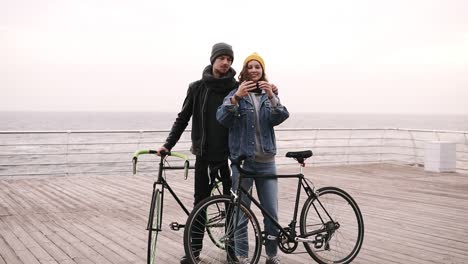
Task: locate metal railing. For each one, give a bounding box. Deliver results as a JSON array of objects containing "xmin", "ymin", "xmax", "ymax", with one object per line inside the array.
[{"xmin": 0, "ymin": 128, "xmax": 467, "ymax": 177}]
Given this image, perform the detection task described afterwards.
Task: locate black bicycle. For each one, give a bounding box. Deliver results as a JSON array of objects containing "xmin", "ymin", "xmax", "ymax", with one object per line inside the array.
[
  {"xmin": 132, "ymin": 150, "xmax": 226, "ymax": 264},
  {"xmin": 183, "ymin": 150, "xmax": 364, "ymax": 264}
]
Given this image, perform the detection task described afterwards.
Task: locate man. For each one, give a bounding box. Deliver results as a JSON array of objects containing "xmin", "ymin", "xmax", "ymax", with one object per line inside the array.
[{"xmin": 157, "ymin": 42, "xmax": 237, "ymax": 263}]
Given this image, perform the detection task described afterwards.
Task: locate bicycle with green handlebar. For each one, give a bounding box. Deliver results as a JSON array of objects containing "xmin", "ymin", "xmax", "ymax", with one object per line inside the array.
[{"xmin": 132, "ymin": 150, "xmax": 226, "ymax": 264}]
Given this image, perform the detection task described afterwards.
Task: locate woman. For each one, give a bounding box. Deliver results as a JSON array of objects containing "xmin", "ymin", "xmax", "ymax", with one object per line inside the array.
[{"xmin": 217, "ymin": 52, "xmax": 289, "ymax": 264}]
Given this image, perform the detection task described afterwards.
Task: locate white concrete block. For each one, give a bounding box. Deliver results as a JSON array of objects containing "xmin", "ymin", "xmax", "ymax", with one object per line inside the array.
[{"xmin": 424, "ymin": 141, "xmax": 456, "ymax": 172}]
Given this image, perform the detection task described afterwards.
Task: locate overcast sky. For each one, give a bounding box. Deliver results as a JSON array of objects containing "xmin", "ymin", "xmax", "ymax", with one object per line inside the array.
[{"xmin": 1, "ymin": 0, "xmax": 467, "ymax": 114}]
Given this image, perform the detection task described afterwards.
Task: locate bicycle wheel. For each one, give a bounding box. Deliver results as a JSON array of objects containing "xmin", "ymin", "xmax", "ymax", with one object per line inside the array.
[
  {"xmin": 147, "ymin": 189, "xmax": 162, "ymax": 264},
  {"xmin": 300, "ymin": 187, "xmax": 364, "ymax": 264},
  {"xmin": 184, "ymin": 195, "xmax": 262, "ymax": 264}
]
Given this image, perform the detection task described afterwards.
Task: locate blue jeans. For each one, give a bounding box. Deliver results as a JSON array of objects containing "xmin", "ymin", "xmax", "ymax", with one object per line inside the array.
[{"xmin": 231, "ymin": 159, "xmax": 279, "ymax": 258}]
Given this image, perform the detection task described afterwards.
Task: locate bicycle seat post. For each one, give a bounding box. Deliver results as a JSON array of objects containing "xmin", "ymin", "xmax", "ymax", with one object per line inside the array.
[{"xmin": 296, "ymin": 158, "xmax": 306, "ymax": 174}]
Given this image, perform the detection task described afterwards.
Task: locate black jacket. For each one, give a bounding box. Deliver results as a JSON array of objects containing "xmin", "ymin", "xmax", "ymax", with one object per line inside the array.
[{"xmin": 163, "ymin": 65, "xmax": 238, "ymax": 160}]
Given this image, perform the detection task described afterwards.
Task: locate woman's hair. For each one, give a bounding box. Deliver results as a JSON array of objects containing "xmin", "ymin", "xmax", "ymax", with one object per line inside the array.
[{"xmin": 238, "ymin": 60, "xmax": 268, "ymax": 82}]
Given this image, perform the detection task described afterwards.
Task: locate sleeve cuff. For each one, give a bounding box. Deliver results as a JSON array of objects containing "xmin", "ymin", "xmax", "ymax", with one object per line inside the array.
[{"xmin": 269, "ymin": 96, "xmax": 279, "ymax": 107}]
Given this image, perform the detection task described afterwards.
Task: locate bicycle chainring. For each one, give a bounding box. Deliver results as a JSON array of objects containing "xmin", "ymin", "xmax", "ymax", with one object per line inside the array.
[{"xmin": 277, "ymin": 229, "xmax": 298, "ymax": 254}]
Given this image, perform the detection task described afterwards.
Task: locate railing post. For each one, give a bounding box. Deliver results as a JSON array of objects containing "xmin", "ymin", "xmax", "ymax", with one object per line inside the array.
[
  {"xmin": 66, "ymin": 130, "xmax": 71, "ymax": 176},
  {"xmin": 406, "ymin": 129, "xmax": 417, "ymax": 165},
  {"xmin": 379, "ymin": 129, "xmax": 387, "ymax": 163},
  {"xmin": 434, "ymin": 130, "xmax": 440, "ymax": 141},
  {"xmin": 346, "ymin": 129, "xmax": 352, "ymax": 164},
  {"xmin": 312, "ymin": 129, "xmax": 318, "ymax": 166},
  {"xmin": 137, "ymin": 130, "xmax": 144, "ymax": 149}
]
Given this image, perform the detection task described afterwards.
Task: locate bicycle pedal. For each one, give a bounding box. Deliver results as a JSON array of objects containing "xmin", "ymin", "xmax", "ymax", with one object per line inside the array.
[
  {"xmin": 169, "ymin": 222, "xmax": 184, "ymax": 231},
  {"xmin": 314, "ymin": 234, "xmax": 324, "ymax": 249}
]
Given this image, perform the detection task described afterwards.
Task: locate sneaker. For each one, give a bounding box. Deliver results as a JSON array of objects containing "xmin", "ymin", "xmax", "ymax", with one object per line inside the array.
[
  {"xmin": 265, "ymin": 256, "xmax": 281, "ymax": 264},
  {"xmin": 180, "ymin": 255, "xmax": 190, "ymax": 264},
  {"xmin": 180, "ymin": 255, "xmax": 199, "ymax": 264},
  {"xmin": 238, "ymin": 256, "xmax": 251, "ymax": 264}
]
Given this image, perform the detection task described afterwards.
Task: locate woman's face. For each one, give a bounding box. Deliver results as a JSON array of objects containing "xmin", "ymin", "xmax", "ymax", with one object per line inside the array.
[{"xmin": 246, "ymin": 60, "xmax": 263, "ymax": 82}]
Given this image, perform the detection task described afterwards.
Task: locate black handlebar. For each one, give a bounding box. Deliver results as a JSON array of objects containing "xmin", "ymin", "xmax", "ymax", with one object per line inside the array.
[{"xmin": 230, "ymin": 155, "xmax": 257, "ymax": 175}]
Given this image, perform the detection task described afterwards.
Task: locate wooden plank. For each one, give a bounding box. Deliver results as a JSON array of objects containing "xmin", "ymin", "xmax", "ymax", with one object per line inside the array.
[
  {"xmin": 2, "ymin": 216, "xmax": 58, "ymax": 264},
  {"xmin": 0, "ymin": 232, "xmax": 23, "ymax": 264},
  {"xmin": 20, "ymin": 212, "xmax": 94, "ymax": 264}
]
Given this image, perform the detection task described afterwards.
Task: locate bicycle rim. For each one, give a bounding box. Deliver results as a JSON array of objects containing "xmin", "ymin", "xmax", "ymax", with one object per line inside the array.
[
  {"xmin": 147, "ymin": 189, "xmax": 162, "ymax": 264},
  {"xmin": 300, "ymin": 187, "xmax": 364, "ymax": 264},
  {"xmin": 207, "ymin": 181, "xmax": 225, "ymax": 249},
  {"xmin": 184, "ymin": 195, "xmax": 262, "ymax": 264}
]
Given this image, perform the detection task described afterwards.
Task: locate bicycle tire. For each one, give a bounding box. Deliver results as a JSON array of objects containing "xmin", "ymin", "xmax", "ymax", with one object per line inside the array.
[
  {"xmin": 207, "ymin": 181, "xmax": 225, "ymax": 249},
  {"xmin": 147, "ymin": 189, "xmax": 162, "ymax": 264},
  {"xmin": 211, "ymin": 180, "xmax": 224, "ymax": 196},
  {"xmin": 184, "ymin": 195, "xmax": 262, "ymax": 264},
  {"xmin": 300, "ymin": 186, "xmax": 364, "ymax": 264}
]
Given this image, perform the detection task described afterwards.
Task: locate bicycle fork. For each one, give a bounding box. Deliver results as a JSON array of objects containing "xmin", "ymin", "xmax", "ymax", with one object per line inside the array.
[{"xmin": 147, "ymin": 183, "xmax": 164, "ymax": 232}]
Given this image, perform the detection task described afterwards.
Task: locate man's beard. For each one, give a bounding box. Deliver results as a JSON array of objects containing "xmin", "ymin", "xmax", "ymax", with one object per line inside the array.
[{"xmin": 214, "ymin": 67, "xmax": 229, "ymax": 77}]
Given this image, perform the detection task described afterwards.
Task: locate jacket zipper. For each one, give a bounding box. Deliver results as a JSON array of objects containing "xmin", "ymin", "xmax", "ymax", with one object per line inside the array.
[{"xmin": 200, "ymin": 87, "xmax": 209, "ymax": 157}]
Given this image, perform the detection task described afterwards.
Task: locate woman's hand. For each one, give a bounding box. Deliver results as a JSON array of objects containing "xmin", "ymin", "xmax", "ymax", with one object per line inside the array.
[
  {"xmin": 235, "ymin": 81, "xmax": 256, "ymax": 98},
  {"xmin": 231, "ymin": 81, "xmax": 278, "ymax": 104},
  {"xmin": 258, "ymin": 81, "xmax": 275, "ymax": 99},
  {"xmin": 231, "ymin": 81, "xmax": 255, "ymax": 104},
  {"xmin": 271, "ymin": 83, "xmax": 279, "ymax": 95}
]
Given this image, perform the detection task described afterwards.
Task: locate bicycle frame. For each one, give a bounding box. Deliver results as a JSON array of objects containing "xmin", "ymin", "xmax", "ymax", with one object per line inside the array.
[{"xmin": 233, "ymin": 166, "xmax": 336, "ymax": 243}]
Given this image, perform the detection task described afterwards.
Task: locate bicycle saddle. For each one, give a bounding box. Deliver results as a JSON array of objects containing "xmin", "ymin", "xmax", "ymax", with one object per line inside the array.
[{"xmin": 286, "ymin": 150, "xmax": 313, "ymax": 164}]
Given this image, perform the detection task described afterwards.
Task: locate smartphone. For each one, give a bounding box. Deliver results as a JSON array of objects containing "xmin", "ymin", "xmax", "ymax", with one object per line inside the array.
[{"xmin": 251, "ymin": 82, "xmax": 262, "ymax": 94}]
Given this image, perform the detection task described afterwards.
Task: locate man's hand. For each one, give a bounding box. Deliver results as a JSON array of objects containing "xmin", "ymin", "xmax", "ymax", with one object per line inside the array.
[{"xmin": 156, "ymin": 146, "xmax": 169, "ymax": 156}]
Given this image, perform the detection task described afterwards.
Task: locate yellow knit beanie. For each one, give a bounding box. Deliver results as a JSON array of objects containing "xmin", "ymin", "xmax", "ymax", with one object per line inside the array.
[{"xmin": 243, "ymin": 52, "xmax": 265, "ymax": 70}]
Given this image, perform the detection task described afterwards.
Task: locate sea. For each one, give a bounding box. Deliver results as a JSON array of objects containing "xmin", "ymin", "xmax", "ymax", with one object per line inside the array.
[{"xmin": 1, "ymin": 111, "xmax": 468, "ymax": 131}]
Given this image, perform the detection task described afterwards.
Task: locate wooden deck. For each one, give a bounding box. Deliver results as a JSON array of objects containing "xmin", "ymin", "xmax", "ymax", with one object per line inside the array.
[{"xmin": 1, "ymin": 163, "xmax": 467, "ymax": 264}]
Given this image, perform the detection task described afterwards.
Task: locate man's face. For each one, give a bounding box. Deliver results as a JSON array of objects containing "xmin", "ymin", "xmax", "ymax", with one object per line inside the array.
[{"xmin": 212, "ymin": 55, "xmax": 233, "ymax": 77}]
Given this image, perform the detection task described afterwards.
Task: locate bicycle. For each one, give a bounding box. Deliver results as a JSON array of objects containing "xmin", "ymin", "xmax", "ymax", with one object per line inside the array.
[
  {"xmin": 183, "ymin": 150, "xmax": 364, "ymax": 264},
  {"xmin": 132, "ymin": 150, "xmax": 227, "ymax": 264}
]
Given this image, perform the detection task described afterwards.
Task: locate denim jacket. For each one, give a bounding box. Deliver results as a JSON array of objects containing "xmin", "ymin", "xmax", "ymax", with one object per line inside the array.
[{"xmin": 216, "ymin": 89, "xmax": 289, "ymax": 160}]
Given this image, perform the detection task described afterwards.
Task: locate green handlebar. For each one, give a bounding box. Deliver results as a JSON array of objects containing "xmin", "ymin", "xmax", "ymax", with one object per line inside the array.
[
  {"xmin": 132, "ymin": 149, "xmax": 158, "ymax": 157},
  {"xmin": 167, "ymin": 151, "xmax": 189, "ymax": 161},
  {"xmin": 132, "ymin": 149, "xmax": 190, "ymax": 177}
]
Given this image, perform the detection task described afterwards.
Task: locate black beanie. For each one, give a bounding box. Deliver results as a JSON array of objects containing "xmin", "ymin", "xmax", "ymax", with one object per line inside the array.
[{"xmin": 210, "ymin": 42, "xmax": 234, "ymax": 64}]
